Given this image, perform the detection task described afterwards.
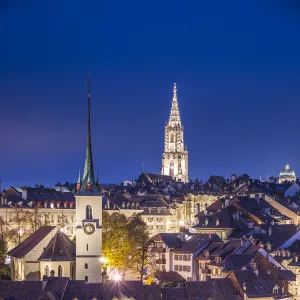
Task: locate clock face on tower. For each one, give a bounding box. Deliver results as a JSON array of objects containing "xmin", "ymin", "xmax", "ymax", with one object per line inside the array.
[{"xmin": 83, "ymin": 223, "xmax": 95, "ymax": 235}]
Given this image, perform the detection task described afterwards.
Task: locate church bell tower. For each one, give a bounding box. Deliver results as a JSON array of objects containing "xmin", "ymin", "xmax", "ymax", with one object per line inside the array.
[
  {"xmin": 161, "ymin": 83, "xmax": 188, "ymax": 183},
  {"xmin": 75, "ymin": 73, "xmax": 103, "ymax": 283}
]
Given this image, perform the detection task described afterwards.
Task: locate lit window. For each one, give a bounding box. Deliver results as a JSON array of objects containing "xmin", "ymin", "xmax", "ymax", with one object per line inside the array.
[{"xmin": 86, "ymin": 205, "xmax": 92, "ymax": 219}]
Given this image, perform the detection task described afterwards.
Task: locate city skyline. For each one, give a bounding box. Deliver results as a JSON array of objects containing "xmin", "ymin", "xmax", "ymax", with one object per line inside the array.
[{"xmin": 1, "ymin": 1, "xmax": 300, "ymax": 187}]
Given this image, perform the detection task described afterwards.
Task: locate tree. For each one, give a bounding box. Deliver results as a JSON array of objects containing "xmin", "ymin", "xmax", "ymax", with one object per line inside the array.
[
  {"xmin": 102, "ymin": 212, "xmax": 132, "ymax": 269},
  {"xmin": 126, "ymin": 214, "xmax": 149, "ymax": 281},
  {"xmin": 6, "ymin": 206, "xmax": 28, "ymax": 246},
  {"xmin": 102, "ymin": 212, "xmax": 149, "ymax": 280},
  {"xmin": 25, "ymin": 207, "xmax": 43, "ymax": 234},
  {"xmin": 0, "ymin": 239, "xmax": 10, "ymax": 279}
]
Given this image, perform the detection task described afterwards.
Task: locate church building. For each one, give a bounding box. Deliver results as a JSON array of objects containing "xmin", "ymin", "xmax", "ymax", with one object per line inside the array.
[
  {"xmin": 75, "ymin": 73, "xmax": 103, "ymax": 283},
  {"xmin": 161, "ymin": 83, "xmax": 188, "ymax": 183},
  {"xmin": 7, "ymin": 74, "xmax": 103, "ymax": 283}
]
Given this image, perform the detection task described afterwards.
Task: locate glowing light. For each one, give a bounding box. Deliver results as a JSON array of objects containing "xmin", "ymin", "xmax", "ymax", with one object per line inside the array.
[
  {"xmin": 179, "ymin": 220, "xmax": 184, "ymax": 226},
  {"xmin": 99, "ymin": 256, "xmax": 107, "ymax": 264},
  {"xmin": 113, "ymin": 273, "xmax": 121, "ymax": 281},
  {"xmin": 18, "ymin": 229, "xmax": 23, "ymax": 235}
]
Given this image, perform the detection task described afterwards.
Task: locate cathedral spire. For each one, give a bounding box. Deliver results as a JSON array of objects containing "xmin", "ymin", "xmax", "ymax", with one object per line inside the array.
[
  {"xmin": 168, "ymin": 82, "xmax": 182, "ymax": 127},
  {"xmin": 78, "ymin": 73, "xmax": 99, "ymax": 194},
  {"xmin": 173, "ymin": 82, "xmax": 177, "ymax": 102}
]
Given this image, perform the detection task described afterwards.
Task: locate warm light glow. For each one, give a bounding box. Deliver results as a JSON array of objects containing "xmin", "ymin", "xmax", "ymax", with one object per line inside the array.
[
  {"xmin": 113, "ymin": 273, "xmax": 121, "ymax": 281},
  {"xmin": 18, "ymin": 229, "xmax": 23, "ymax": 235},
  {"xmin": 179, "ymin": 220, "xmax": 184, "ymax": 226},
  {"xmin": 99, "ymin": 256, "xmax": 107, "ymax": 264}
]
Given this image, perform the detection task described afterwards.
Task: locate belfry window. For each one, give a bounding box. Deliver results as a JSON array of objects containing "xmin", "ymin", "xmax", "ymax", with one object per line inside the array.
[
  {"xmin": 45, "ymin": 265, "xmax": 49, "ymax": 276},
  {"xmin": 86, "ymin": 204, "xmax": 92, "ymax": 219},
  {"xmin": 170, "ymin": 134, "xmax": 174, "ymax": 143},
  {"xmin": 58, "ymin": 265, "xmax": 63, "ymax": 277}
]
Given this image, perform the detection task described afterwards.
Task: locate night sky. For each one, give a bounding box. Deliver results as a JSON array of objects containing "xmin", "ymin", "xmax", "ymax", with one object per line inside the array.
[{"xmin": 1, "ymin": 1, "xmax": 300, "ymax": 187}]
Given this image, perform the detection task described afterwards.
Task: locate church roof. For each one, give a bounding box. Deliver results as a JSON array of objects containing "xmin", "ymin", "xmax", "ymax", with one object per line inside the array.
[
  {"xmin": 77, "ymin": 73, "xmax": 100, "ymax": 196},
  {"xmin": 8, "ymin": 226, "xmax": 56, "ymax": 258},
  {"xmin": 39, "ymin": 230, "xmax": 75, "ymax": 261}
]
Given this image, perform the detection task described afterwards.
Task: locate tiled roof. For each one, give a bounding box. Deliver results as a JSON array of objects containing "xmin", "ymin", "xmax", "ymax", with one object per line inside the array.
[
  {"xmin": 8, "ymin": 226, "xmax": 56, "ymax": 258},
  {"xmin": 155, "ymin": 271, "xmax": 185, "ymax": 282},
  {"xmin": 161, "ymin": 279, "xmax": 240, "ymax": 300},
  {"xmin": 39, "ymin": 231, "xmax": 75, "ymax": 261},
  {"xmin": 151, "ymin": 233, "xmax": 221, "ymax": 254},
  {"xmin": 224, "ymin": 254, "xmax": 254, "ymax": 270}
]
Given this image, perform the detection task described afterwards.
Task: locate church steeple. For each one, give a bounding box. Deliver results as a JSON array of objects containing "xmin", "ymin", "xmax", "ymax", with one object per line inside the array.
[
  {"xmin": 168, "ymin": 83, "xmax": 182, "ymax": 127},
  {"xmin": 162, "ymin": 83, "xmax": 188, "ymax": 183},
  {"xmin": 78, "ymin": 73, "xmax": 99, "ymax": 195}
]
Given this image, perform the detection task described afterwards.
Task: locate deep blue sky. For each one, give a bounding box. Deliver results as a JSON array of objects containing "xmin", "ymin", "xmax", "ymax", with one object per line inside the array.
[{"xmin": 1, "ymin": 0, "xmax": 300, "ymax": 187}]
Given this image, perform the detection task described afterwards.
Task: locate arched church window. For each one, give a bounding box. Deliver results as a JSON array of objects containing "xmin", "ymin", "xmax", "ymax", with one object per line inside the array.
[
  {"xmin": 85, "ymin": 276, "xmax": 88, "ymax": 282},
  {"xmin": 45, "ymin": 265, "xmax": 49, "ymax": 276},
  {"xmin": 86, "ymin": 204, "xmax": 92, "ymax": 219},
  {"xmin": 58, "ymin": 265, "xmax": 63, "ymax": 277},
  {"xmin": 85, "ymin": 263, "xmax": 88, "ymax": 269}
]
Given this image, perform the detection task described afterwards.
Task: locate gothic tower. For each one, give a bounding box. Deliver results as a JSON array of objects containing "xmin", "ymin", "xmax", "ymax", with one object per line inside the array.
[
  {"xmin": 75, "ymin": 73, "xmax": 103, "ymax": 283},
  {"xmin": 161, "ymin": 83, "xmax": 188, "ymax": 183}
]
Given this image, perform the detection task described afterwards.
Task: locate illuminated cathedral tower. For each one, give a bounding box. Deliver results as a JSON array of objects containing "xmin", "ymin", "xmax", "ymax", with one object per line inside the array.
[{"xmin": 161, "ymin": 83, "xmax": 188, "ymax": 183}]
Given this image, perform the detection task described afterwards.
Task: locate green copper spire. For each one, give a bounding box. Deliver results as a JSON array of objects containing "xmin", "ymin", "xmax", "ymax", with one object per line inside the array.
[{"xmin": 78, "ymin": 73, "xmax": 99, "ymax": 195}]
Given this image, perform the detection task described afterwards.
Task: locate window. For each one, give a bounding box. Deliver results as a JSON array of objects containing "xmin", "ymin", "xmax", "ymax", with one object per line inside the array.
[
  {"xmin": 85, "ymin": 263, "xmax": 88, "ymax": 269},
  {"xmin": 174, "ymin": 254, "xmax": 178, "ymax": 260},
  {"xmin": 85, "ymin": 276, "xmax": 88, "ymax": 282},
  {"xmin": 87, "ymin": 244, "xmax": 89, "ymax": 251},
  {"xmin": 148, "ymin": 217, "xmax": 153, "ymax": 222},
  {"xmin": 58, "ymin": 265, "xmax": 63, "ymax": 277},
  {"xmin": 71, "ymin": 215, "xmax": 74, "ymax": 222},
  {"xmin": 187, "ymin": 277, "xmax": 192, "ymax": 281},
  {"xmin": 170, "ymin": 134, "xmax": 174, "ymax": 143},
  {"xmin": 148, "ymin": 225, "xmax": 153, "ymax": 230},
  {"xmin": 86, "ymin": 205, "xmax": 93, "ymax": 219},
  {"xmin": 51, "ymin": 215, "xmax": 54, "ymax": 223},
  {"xmin": 157, "ymin": 217, "xmax": 163, "ymax": 222},
  {"xmin": 45, "ymin": 265, "xmax": 49, "ymax": 276}
]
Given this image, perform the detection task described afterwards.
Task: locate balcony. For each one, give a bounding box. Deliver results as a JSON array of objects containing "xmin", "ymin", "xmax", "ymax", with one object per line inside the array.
[{"xmin": 156, "ymin": 259, "xmax": 166, "ymax": 264}]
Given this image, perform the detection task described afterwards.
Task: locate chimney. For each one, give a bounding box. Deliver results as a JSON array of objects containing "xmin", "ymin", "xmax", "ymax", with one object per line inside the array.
[
  {"xmin": 268, "ymin": 226, "xmax": 273, "ymax": 236},
  {"xmin": 225, "ymin": 198, "xmax": 230, "ymax": 207},
  {"xmin": 248, "ymin": 221, "xmax": 254, "ymax": 229},
  {"xmin": 243, "ymin": 282, "xmax": 246, "ymax": 291},
  {"xmin": 249, "ymin": 260, "xmax": 258, "ymax": 276},
  {"xmin": 50, "ymin": 270, "xmax": 55, "ymax": 277},
  {"xmin": 21, "ymin": 187, "xmax": 27, "ymax": 201}
]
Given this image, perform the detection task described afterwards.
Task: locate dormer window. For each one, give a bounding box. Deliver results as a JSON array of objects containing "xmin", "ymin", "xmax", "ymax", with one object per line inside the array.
[
  {"xmin": 64, "ymin": 202, "xmax": 68, "ymax": 208},
  {"xmin": 204, "ymin": 218, "xmax": 209, "ymax": 226},
  {"xmin": 273, "ymin": 286, "xmax": 279, "ymax": 295},
  {"xmin": 50, "ymin": 202, "xmax": 54, "ymax": 209},
  {"xmin": 44, "ymin": 202, "xmax": 48, "ymax": 208},
  {"xmin": 204, "ymin": 251, "xmax": 209, "ymax": 258},
  {"xmin": 215, "ymin": 256, "xmax": 221, "ymax": 264}
]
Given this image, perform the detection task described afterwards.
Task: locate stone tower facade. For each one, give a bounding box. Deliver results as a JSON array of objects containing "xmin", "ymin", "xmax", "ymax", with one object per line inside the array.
[
  {"xmin": 161, "ymin": 83, "xmax": 188, "ymax": 183},
  {"xmin": 75, "ymin": 73, "xmax": 103, "ymax": 283}
]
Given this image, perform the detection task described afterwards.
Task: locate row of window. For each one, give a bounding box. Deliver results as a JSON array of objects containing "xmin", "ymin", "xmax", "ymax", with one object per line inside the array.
[
  {"xmin": 148, "ymin": 225, "xmax": 164, "ymax": 231},
  {"xmin": 148, "ymin": 217, "xmax": 164, "ymax": 222},
  {"xmin": 174, "ymin": 254, "xmax": 191, "ymax": 261},
  {"xmin": 44, "ymin": 265, "xmax": 64, "ymax": 277},
  {"xmin": 174, "ymin": 265, "xmax": 191, "ymax": 272}
]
